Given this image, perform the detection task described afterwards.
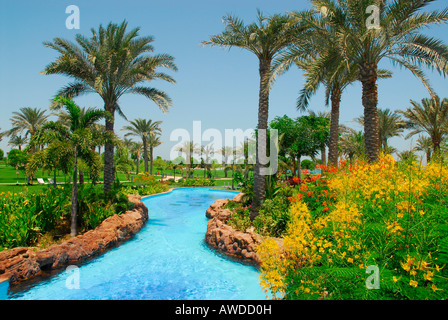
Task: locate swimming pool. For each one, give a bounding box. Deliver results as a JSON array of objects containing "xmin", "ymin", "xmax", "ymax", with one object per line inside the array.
[{"xmin": 7, "ymin": 187, "xmax": 266, "ymax": 300}]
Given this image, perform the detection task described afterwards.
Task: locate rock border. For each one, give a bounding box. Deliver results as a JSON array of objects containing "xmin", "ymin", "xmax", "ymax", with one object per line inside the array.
[
  {"xmin": 204, "ymin": 193, "xmax": 265, "ymax": 266},
  {"xmin": 0, "ymin": 194, "xmax": 148, "ymax": 289}
]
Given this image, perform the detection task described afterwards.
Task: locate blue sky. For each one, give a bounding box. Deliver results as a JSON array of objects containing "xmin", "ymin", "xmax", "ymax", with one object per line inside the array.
[{"xmin": 1, "ymin": 0, "xmax": 447, "ymax": 160}]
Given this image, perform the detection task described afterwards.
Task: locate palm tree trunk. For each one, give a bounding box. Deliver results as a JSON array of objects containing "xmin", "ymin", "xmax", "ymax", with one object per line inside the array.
[
  {"xmin": 251, "ymin": 58, "xmax": 271, "ymax": 220},
  {"xmin": 328, "ymin": 89, "xmax": 341, "ymax": 166},
  {"xmin": 149, "ymin": 146, "xmax": 154, "ymax": 175},
  {"xmin": 71, "ymin": 152, "xmax": 78, "ymax": 237},
  {"xmin": 143, "ymin": 140, "xmax": 149, "ymax": 173},
  {"xmin": 53, "ymin": 169, "xmax": 57, "ymax": 188},
  {"xmin": 104, "ymin": 109, "xmax": 115, "ymax": 195},
  {"xmin": 360, "ymin": 64, "xmax": 380, "ymax": 163}
]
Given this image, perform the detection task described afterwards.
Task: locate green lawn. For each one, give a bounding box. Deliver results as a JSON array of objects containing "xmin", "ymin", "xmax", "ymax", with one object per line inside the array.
[{"xmin": 0, "ymin": 163, "xmax": 237, "ymax": 193}]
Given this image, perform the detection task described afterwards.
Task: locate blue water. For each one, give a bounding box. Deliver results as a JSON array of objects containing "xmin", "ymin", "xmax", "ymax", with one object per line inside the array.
[{"xmin": 7, "ymin": 187, "xmax": 266, "ymax": 300}]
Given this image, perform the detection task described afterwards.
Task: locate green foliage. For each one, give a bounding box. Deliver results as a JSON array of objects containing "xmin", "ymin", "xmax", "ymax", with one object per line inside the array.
[
  {"xmin": 176, "ymin": 178, "xmax": 215, "ymax": 187},
  {"xmin": 8, "ymin": 149, "xmax": 29, "ymax": 170},
  {"xmin": 0, "ymin": 149, "xmax": 4, "ymax": 160},
  {"xmin": 0, "ymin": 184, "xmax": 133, "ymax": 250}
]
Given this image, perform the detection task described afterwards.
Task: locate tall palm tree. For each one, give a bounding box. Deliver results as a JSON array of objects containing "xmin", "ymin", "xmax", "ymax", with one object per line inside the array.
[
  {"xmin": 148, "ymin": 134, "xmax": 162, "ymax": 175},
  {"xmin": 203, "ymin": 11, "xmax": 301, "ymax": 218},
  {"xmin": 37, "ymin": 96, "xmax": 108, "ymax": 236},
  {"xmin": 122, "ymin": 118, "xmax": 162, "ymax": 174},
  {"xmin": 312, "ymin": 0, "xmax": 448, "ymax": 162},
  {"xmin": 400, "ymin": 96, "xmax": 448, "ymax": 152},
  {"xmin": 43, "ymin": 20, "xmax": 177, "ymax": 195}
]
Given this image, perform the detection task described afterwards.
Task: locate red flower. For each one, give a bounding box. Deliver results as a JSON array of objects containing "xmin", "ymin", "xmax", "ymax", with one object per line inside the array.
[{"xmin": 292, "ymin": 176, "xmax": 300, "ymax": 183}]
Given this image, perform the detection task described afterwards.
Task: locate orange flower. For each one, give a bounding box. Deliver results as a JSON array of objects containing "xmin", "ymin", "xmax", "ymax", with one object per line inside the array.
[{"xmin": 292, "ymin": 176, "xmax": 300, "ymax": 183}]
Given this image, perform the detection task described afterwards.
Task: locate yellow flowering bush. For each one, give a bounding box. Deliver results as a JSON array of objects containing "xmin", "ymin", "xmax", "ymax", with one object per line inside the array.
[{"xmin": 258, "ymin": 155, "xmax": 448, "ymax": 300}]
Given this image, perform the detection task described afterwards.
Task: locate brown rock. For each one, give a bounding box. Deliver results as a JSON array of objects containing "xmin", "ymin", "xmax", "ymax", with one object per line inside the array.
[{"xmin": 0, "ymin": 194, "xmax": 148, "ymax": 286}]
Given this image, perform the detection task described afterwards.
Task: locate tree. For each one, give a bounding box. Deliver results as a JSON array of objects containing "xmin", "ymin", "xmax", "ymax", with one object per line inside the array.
[
  {"xmin": 8, "ymin": 107, "xmax": 49, "ymax": 153},
  {"xmin": 338, "ymin": 126, "xmax": 366, "ymax": 162},
  {"xmin": 203, "ymin": 11, "xmax": 301, "ymax": 218},
  {"xmin": 38, "ymin": 96, "xmax": 108, "ymax": 236},
  {"xmin": 175, "ymin": 141, "xmax": 200, "ymax": 178},
  {"xmin": 356, "ymin": 108, "xmax": 408, "ymax": 152},
  {"xmin": 313, "ymin": 0, "xmax": 448, "ymax": 162},
  {"xmin": 8, "ymin": 135, "xmax": 29, "ymax": 151},
  {"xmin": 270, "ymin": 115, "xmax": 330, "ymax": 178},
  {"xmin": 415, "ymin": 135, "xmax": 433, "ymax": 164},
  {"xmin": 122, "ymin": 118, "xmax": 162, "ymax": 174},
  {"xmin": 400, "ymin": 96, "xmax": 448, "ymax": 152},
  {"xmin": 43, "ymin": 20, "xmax": 177, "ymax": 195},
  {"xmin": 148, "ymin": 134, "xmax": 162, "ymax": 175}
]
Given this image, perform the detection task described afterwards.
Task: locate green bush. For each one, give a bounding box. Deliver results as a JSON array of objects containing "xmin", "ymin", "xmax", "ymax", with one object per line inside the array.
[{"xmin": 176, "ymin": 178, "xmax": 215, "ymax": 186}]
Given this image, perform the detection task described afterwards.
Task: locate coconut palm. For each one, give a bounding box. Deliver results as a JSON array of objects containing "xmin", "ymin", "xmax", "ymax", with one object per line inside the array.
[
  {"xmin": 122, "ymin": 118, "xmax": 162, "ymax": 174},
  {"xmin": 43, "ymin": 20, "xmax": 177, "ymax": 195},
  {"xmin": 312, "ymin": 0, "xmax": 448, "ymax": 162},
  {"xmin": 203, "ymin": 11, "xmax": 301, "ymax": 218},
  {"xmin": 400, "ymin": 96, "xmax": 448, "ymax": 152},
  {"xmin": 36, "ymin": 96, "xmax": 108, "ymax": 236}
]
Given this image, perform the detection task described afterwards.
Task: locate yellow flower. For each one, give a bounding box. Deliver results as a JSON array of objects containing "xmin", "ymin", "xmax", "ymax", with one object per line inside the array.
[
  {"xmin": 419, "ymin": 210, "xmax": 425, "ymax": 216},
  {"xmin": 431, "ymin": 284, "xmax": 442, "ymax": 292},
  {"xmin": 393, "ymin": 276, "xmax": 399, "ymax": 283},
  {"xmin": 347, "ymin": 257, "xmax": 354, "ymax": 263},
  {"xmin": 410, "ymin": 280, "xmax": 418, "ymax": 288},
  {"xmin": 423, "ymin": 271, "xmax": 434, "ymax": 281}
]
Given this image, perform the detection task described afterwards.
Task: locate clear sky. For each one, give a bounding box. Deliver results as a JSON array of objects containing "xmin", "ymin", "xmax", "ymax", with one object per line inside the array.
[{"xmin": 1, "ymin": 0, "xmax": 447, "ymax": 160}]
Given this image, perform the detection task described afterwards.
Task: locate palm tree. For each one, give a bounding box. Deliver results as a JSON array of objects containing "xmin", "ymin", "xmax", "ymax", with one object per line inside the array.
[
  {"xmin": 175, "ymin": 141, "xmax": 200, "ymax": 178},
  {"xmin": 37, "ymin": 96, "xmax": 108, "ymax": 236},
  {"xmin": 148, "ymin": 134, "xmax": 162, "ymax": 175},
  {"xmin": 8, "ymin": 135, "xmax": 29, "ymax": 151},
  {"xmin": 338, "ymin": 126, "xmax": 366, "ymax": 163},
  {"xmin": 43, "ymin": 20, "xmax": 177, "ymax": 195},
  {"xmin": 415, "ymin": 135, "xmax": 433, "ymax": 164},
  {"xmin": 8, "ymin": 107, "xmax": 49, "ymax": 152},
  {"xmin": 312, "ymin": 0, "xmax": 448, "ymax": 162},
  {"xmin": 203, "ymin": 11, "xmax": 300, "ymax": 218},
  {"xmin": 355, "ymin": 108, "xmax": 408, "ymax": 152},
  {"xmin": 122, "ymin": 118, "xmax": 162, "ymax": 174},
  {"xmin": 400, "ymin": 96, "xmax": 448, "ymax": 152},
  {"xmin": 129, "ymin": 141, "xmax": 143, "ymax": 175}
]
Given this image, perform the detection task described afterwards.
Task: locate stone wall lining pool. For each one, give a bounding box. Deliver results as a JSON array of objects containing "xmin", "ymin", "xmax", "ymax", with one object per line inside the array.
[
  {"xmin": 0, "ymin": 194, "xmax": 148, "ymax": 286},
  {"xmin": 5, "ymin": 187, "xmax": 266, "ymax": 300}
]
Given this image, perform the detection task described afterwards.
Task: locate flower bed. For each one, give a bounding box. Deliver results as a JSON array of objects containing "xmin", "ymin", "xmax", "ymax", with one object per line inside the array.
[{"xmin": 258, "ymin": 155, "xmax": 448, "ymax": 300}]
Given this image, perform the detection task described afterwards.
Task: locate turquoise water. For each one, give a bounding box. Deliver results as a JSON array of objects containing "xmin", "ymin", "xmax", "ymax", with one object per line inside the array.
[{"xmin": 7, "ymin": 187, "xmax": 266, "ymax": 300}]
